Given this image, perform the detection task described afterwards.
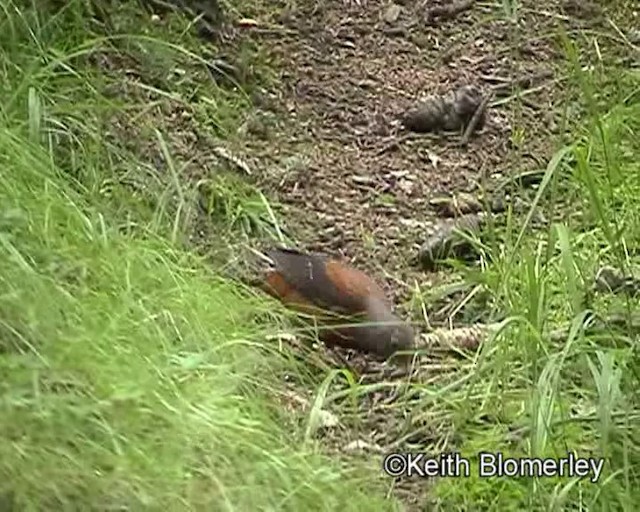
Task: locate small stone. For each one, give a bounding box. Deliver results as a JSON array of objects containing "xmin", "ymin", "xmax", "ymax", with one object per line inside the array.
[{"xmin": 382, "ymin": 3, "xmax": 402, "ymax": 24}]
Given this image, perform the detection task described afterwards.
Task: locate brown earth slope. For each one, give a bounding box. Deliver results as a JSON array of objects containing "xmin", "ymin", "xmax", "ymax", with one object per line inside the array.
[
  {"xmin": 221, "ymin": 0, "xmax": 580, "ymax": 316},
  {"xmin": 94, "ymin": 0, "xmax": 620, "ymax": 507}
]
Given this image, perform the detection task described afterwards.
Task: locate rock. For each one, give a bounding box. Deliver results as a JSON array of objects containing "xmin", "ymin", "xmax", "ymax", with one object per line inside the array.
[
  {"xmin": 418, "ymin": 214, "xmax": 484, "ymax": 270},
  {"xmin": 382, "ymin": 3, "xmax": 402, "ymax": 24}
]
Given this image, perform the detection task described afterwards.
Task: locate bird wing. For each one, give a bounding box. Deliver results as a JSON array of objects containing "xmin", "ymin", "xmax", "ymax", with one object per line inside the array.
[{"xmin": 264, "ymin": 248, "xmax": 384, "ymax": 317}]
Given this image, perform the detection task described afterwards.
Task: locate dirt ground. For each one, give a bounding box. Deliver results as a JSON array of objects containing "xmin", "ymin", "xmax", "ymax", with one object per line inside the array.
[
  {"xmin": 102, "ymin": 0, "xmax": 615, "ymax": 508},
  {"xmin": 223, "ymin": 0, "xmax": 577, "ymax": 306},
  {"xmin": 210, "ymin": 1, "xmax": 576, "ymax": 507}
]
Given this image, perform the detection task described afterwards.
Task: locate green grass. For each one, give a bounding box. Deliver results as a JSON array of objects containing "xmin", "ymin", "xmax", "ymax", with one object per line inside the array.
[
  {"xmin": 2, "ymin": 0, "xmax": 640, "ymax": 510},
  {"xmin": 0, "ymin": 1, "xmax": 399, "ymax": 510},
  {"xmin": 425, "ymin": 24, "xmax": 640, "ymax": 512}
]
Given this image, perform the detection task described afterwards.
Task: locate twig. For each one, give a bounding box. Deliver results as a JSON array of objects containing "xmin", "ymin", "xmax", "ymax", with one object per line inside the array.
[
  {"xmin": 375, "ymin": 133, "xmax": 415, "ymax": 155},
  {"xmin": 490, "ymin": 69, "xmax": 554, "ymax": 96},
  {"xmin": 212, "ymin": 146, "xmax": 253, "ymax": 175},
  {"xmin": 460, "ymin": 91, "xmax": 492, "ymax": 147},
  {"xmin": 425, "ymin": 0, "xmax": 474, "ymax": 24}
]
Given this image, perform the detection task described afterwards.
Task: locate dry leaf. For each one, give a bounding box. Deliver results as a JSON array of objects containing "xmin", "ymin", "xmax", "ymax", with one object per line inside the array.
[
  {"xmin": 237, "ymin": 18, "xmax": 259, "ymax": 28},
  {"xmin": 318, "ymin": 409, "xmax": 340, "ymax": 428},
  {"xmin": 344, "ymin": 440, "xmax": 384, "ymax": 453}
]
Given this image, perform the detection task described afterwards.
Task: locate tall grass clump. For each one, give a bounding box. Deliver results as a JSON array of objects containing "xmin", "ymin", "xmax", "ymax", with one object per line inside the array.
[
  {"xmin": 0, "ymin": 1, "xmax": 400, "ymax": 509},
  {"xmin": 427, "ymin": 28, "xmax": 640, "ymax": 512}
]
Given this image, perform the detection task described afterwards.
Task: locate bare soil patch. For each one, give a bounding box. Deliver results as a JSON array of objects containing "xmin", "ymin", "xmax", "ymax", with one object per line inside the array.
[{"xmin": 90, "ymin": 0, "xmax": 618, "ymax": 507}]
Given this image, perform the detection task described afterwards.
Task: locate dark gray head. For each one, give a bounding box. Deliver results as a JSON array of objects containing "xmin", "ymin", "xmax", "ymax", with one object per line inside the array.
[
  {"xmin": 356, "ymin": 298, "xmax": 416, "ymax": 362},
  {"xmin": 374, "ymin": 321, "xmax": 415, "ymax": 361}
]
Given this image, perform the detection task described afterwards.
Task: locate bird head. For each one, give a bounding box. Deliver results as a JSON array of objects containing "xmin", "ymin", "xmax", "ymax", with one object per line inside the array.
[
  {"xmin": 360, "ymin": 298, "xmax": 416, "ymax": 363},
  {"xmin": 374, "ymin": 320, "xmax": 416, "ymax": 362}
]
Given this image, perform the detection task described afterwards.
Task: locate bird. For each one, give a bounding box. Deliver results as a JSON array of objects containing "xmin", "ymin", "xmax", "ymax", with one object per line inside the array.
[{"xmin": 245, "ymin": 247, "xmax": 415, "ymax": 363}]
